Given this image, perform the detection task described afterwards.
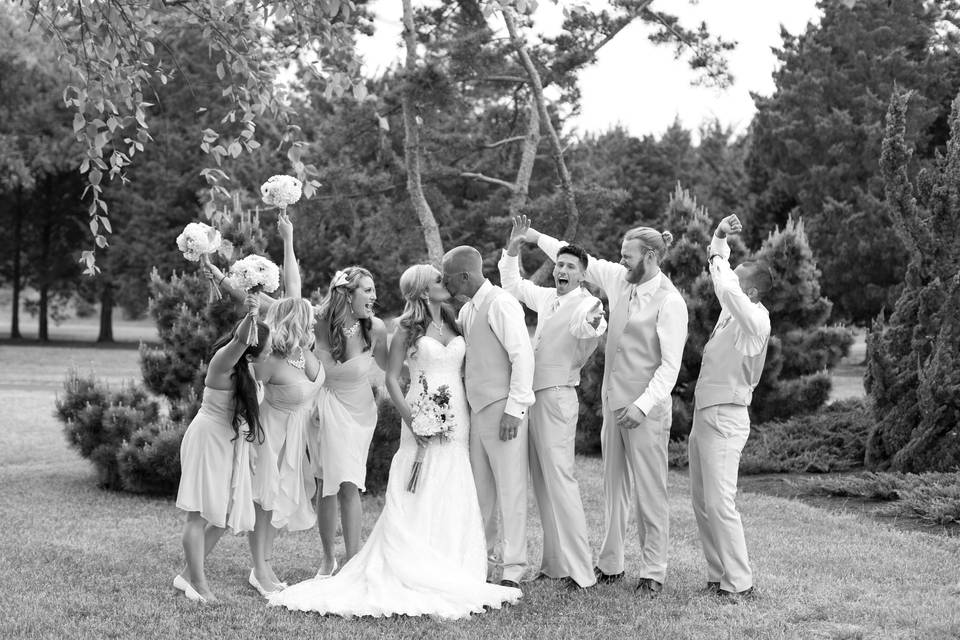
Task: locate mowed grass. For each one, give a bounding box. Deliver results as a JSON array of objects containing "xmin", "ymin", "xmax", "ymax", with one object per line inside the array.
[{"xmin": 3, "ymin": 346, "xmax": 960, "ymax": 640}]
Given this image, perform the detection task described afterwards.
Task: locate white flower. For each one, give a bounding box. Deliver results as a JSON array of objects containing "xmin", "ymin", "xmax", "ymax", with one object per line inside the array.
[
  {"xmin": 260, "ymin": 175, "xmax": 303, "ymax": 209},
  {"xmin": 176, "ymin": 222, "xmax": 222, "ymax": 262},
  {"xmin": 228, "ymin": 254, "xmax": 281, "ymax": 293}
]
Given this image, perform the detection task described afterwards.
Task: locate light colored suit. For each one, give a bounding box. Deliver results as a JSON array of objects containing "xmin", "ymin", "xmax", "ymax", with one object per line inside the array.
[
  {"xmin": 538, "ymin": 234, "xmax": 688, "ymax": 583},
  {"xmin": 689, "ymin": 236, "xmax": 770, "ymax": 592},
  {"xmin": 460, "ymin": 279, "xmax": 535, "ymax": 583},
  {"xmin": 499, "ymin": 251, "xmax": 606, "ymax": 587}
]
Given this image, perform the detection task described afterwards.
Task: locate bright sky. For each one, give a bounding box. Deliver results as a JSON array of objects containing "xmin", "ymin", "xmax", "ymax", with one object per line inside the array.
[{"xmin": 355, "ymin": 0, "xmax": 823, "ymax": 140}]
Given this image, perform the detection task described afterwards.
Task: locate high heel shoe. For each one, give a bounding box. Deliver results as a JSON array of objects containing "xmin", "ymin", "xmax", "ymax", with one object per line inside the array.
[
  {"xmin": 248, "ymin": 569, "xmax": 281, "ymax": 597},
  {"xmin": 173, "ymin": 575, "xmax": 207, "ymax": 603},
  {"xmin": 314, "ymin": 558, "xmax": 338, "ymax": 580}
]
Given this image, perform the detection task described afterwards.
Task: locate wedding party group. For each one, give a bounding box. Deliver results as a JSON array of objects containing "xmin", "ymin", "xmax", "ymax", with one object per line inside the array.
[{"xmin": 173, "ymin": 177, "xmax": 772, "ymax": 621}]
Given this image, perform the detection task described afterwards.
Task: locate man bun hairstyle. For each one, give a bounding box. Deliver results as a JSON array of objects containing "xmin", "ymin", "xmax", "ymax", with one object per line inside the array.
[
  {"xmin": 557, "ymin": 244, "xmax": 589, "ymax": 271},
  {"xmin": 623, "ymin": 226, "xmax": 674, "ymax": 262}
]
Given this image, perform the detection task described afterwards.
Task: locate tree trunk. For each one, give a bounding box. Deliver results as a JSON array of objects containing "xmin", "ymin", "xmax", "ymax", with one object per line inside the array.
[
  {"xmin": 401, "ymin": 0, "xmax": 445, "ymax": 265},
  {"xmin": 38, "ymin": 285, "xmax": 49, "ymax": 342},
  {"xmin": 508, "ymin": 95, "xmax": 541, "ymax": 217},
  {"xmin": 97, "ymin": 281, "xmax": 114, "ymax": 343},
  {"xmin": 10, "ymin": 188, "xmax": 23, "ymax": 339}
]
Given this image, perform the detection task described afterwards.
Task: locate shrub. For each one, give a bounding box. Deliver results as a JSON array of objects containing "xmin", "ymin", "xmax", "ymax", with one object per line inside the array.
[
  {"xmin": 117, "ymin": 420, "xmax": 187, "ymax": 495},
  {"xmin": 56, "ymin": 369, "xmax": 160, "ymax": 490},
  {"xmin": 793, "ymin": 471, "xmax": 960, "ymax": 525},
  {"xmin": 365, "ymin": 385, "xmax": 402, "ymax": 495},
  {"xmin": 739, "ymin": 398, "xmax": 871, "ymax": 475}
]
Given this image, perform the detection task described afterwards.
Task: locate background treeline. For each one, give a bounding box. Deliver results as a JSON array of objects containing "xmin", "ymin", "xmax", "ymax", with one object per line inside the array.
[{"xmin": 4, "ymin": 0, "xmax": 958, "ymax": 491}]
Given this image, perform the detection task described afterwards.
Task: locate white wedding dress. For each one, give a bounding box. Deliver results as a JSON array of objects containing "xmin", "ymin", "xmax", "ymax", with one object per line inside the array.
[{"xmin": 268, "ymin": 335, "xmax": 521, "ymax": 619}]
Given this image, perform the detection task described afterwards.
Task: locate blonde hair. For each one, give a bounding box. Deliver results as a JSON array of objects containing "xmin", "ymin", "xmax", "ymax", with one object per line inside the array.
[
  {"xmin": 623, "ymin": 226, "xmax": 674, "ymax": 261},
  {"xmin": 398, "ymin": 265, "xmax": 460, "ymax": 357},
  {"xmin": 265, "ymin": 297, "xmax": 316, "ymax": 357}
]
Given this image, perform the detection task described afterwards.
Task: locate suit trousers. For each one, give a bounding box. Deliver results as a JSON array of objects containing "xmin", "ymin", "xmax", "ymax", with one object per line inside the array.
[
  {"xmin": 470, "ymin": 398, "xmax": 529, "ymax": 583},
  {"xmin": 688, "ymin": 403, "xmax": 752, "ymax": 592},
  {"xmin": 528, "ymin": 386, "xmax": 596, "ymax": 587},
  {"xmin": 597, "ymin": 401, "xmax": 671, "ymax": 583}
]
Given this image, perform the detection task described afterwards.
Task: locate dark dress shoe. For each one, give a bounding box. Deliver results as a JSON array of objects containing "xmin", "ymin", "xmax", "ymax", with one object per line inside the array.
[
  {"xmin": 558, "ymin": 577, "xmax": 587, "ymax": 591},
  {"xmin": 499, "ymin": 579, "xmax": 521, "ymax": 589},
  {"xmin": 593, "ymin": 567, "xmax": 624, "ymax": 584},
  {"xmin": 717, "ymin": 586, "xmax": 756, "ymax": 602},
  {"xmin": 703, "ymin": 581, "xmax": 721, "ymax": 594},
  {"xmin": 635, "ymin": 578, "xmax": 663, "ymax": 597}
]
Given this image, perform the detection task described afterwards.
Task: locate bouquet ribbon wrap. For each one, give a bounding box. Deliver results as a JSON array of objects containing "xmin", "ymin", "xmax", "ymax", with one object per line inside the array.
[
  {"xmin": 200, "ymin": 254, "xmax": 223, "ymax": 303},
  {"xmin": 407, "ymin": 443, "xmax": 427, "ymax": 493}
]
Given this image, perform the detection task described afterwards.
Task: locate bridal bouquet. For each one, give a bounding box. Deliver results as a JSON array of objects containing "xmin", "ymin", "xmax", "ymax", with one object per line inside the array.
[
  {"xmin": 176, "ymin": 222, "xmax": 225, "ymax": 301},
  {"xmin": 260, "ymin": 175, "xmax": 302, "ymax": 211},
  {"xmin": 406, "ymin": 372, "xmax": 456, "ymax": 493},
  {"xmin": 228, "ymin": 254, "xmax": 281, "ymax": 346}
]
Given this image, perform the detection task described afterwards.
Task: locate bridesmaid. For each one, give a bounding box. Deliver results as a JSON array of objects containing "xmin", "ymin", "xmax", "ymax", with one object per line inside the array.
[
  {"xmin": 309, "ymin": 266, "xmax": 388, "ymax": 578},
  {"xmin": 174, "ymin": 293, "xmax": 271, "ymax": 604}
]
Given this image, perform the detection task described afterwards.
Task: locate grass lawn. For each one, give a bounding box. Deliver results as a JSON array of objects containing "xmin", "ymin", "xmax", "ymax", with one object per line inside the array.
[{"xmin": 4, "ymin": 345, "xmax": 960, "ymax": 640}]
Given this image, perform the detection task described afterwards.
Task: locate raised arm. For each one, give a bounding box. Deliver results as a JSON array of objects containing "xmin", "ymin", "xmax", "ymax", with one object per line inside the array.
[
  {"xmin": 710, "ymin": 215, "xmax": 770, "ymax": 341},
  {"xmin": 278, "ymin": 212, "xmax": 302, "ymax": 298},
  {"xmin": 205, "ymin": 293, "xmax": 262, "ymax": 388},
  {"xmin": 498, "ymin": 215, "xmax": 552, "ymax": 312}
]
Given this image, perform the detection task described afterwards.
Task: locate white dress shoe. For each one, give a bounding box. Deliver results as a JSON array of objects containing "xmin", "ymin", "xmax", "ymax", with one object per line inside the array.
[
  {"xmin": 315, "ymin": 558, "xmax": 338, "ymax": 580},
  {"xmin": 248, "ymin": 570, "xmax": 281, "ymax": 597}
]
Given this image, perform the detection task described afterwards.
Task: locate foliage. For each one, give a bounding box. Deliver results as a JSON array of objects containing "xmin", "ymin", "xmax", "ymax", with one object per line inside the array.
[
  {"xmin": 793, "ymin": 471, "xmax": 960, "ymax": 525},
  {"xmin": 864, "ymin": 89, "xmax": 960, "ymax": 472},
  {"xmin": 139, "ymin": 269, "xmax": 241, "ymax": 401},
  {"xmin": 116, "ymin": 420, "xmax": 186, "ymax": 496},
  {"xmin": 738, "ymin": 399, "xmax": 870, "ymax": 475},
  {"xmin": 56, "ymin": 369, "xmax": 160, "ymax": 490},
  {"xmin": 743, "ymin": 0, "xmax": 960, "ymax": 323},
  {"xmin": 364, "ymin": 386, "xmax": 402, "ymax": 496}
]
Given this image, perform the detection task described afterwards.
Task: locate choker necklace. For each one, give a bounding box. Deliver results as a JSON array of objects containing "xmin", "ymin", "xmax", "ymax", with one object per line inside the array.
[
  {"xmin": 287, "ymin": 347, "xmax": 305, "ymax": 370},
  {"xmin": 343, "ymin": 320, "xmax": 361, "ymax": 338}
]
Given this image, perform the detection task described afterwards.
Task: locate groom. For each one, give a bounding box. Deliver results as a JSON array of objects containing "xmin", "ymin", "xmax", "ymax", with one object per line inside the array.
[{"xmin": 442, "ymin": 246, "xmax": 535, "ymax": 589}]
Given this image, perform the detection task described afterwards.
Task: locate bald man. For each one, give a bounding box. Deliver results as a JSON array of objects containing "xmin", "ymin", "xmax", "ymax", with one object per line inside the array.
[{"xmin": 442, "ymin": 246, "xmax": 535, "ymax": 588}]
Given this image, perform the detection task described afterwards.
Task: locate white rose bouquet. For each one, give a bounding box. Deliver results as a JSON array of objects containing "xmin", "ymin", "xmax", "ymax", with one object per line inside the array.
[
  {"xmin": 406, "ymin": 372, "xmax": 456, "ymax": 493},
  {"xmin": 260, "ymin": 175, "xmax": 302, "ymax": 211},
  {"xmin": 228, "ymin": 254, "xmax": 281, "ymax": 345},
  {"xmin": 176, "ymin": 222, "xmax": 226, "ymax": 302}
]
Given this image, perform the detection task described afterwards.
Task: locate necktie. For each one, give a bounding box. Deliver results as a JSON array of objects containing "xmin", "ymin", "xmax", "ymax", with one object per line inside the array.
[{"xmin": 627, "ymin": 285, "xmax": 640, "ymax": 316}]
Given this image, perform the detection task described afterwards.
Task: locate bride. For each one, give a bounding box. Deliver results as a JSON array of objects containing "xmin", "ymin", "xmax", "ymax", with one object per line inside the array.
[{"xmin": 268, "ymin": 264, "xmax": 521, "ymax": 619}]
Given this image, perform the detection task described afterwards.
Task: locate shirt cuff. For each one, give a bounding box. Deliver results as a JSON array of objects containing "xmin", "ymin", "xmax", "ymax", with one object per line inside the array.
[
  {"xmin": 709, "ymin": 235, "xmax": 731, "ymax": 260},
  {"xmin": 500, "ymin": 250, "xmax": 519, "ymax": 265},
  {"xmin": 504, "ymin": 399, "xmax": 528, "ymax": 419},
  {"xmin": 632, "ymin": 395, "xmax": 654, "ymax": 416}
]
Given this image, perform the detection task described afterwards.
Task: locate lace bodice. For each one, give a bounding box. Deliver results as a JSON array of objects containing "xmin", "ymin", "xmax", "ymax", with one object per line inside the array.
[{"xmin": 403, "ymin": 336, "xmax": 469, "ymax": 448}]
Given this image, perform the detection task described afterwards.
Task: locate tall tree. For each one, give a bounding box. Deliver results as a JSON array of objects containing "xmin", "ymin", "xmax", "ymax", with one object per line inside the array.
[
  {"xmin": 865, "ymin": 89, "xmax": 960, "ymax": 472},
  {"xmin": 743, "ymin": 0, "xmax": 960, "ymax": 323}
]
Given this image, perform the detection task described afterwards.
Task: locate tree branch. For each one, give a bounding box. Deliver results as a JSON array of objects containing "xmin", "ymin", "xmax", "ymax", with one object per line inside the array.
[
  {"xmin": 484, "ymin": 135, "xmax": 526, "ymax": 149},
  {"xmin": 460, "ymin": 172, "xmax": 516, "ymax": 190}
]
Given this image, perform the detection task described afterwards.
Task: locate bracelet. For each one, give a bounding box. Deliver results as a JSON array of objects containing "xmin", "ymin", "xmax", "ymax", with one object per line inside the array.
[{"xmin": 218, "ymin": 274, "xmax": 226, "ymax": 286}]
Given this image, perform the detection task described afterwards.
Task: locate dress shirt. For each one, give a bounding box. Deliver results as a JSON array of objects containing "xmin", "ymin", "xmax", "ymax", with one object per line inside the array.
[
  {"xmin": 497, "ymin": 250, "xmax": 607, "ymax": 345},
  {"xmin": 458, "ymin": 279, "xmax": 536, "ymax": 418},
  {"xmin": 708, "ymin": 236, "xmax": 770, "ymax": 356},
  {"xmin": 537, "ymin": 234, "xmax": 687, "ymax": 416}
]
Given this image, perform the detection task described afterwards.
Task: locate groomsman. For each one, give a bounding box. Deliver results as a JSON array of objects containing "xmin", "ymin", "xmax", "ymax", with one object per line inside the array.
[
  {"xmin": 524, "ymin": 223, "xmax": 688, "ymax": 596},
  {"xmin": 690, "ymin": 214, "xmax": 771, "ymax": 599},
  {"xmin": 498, "ymin": 216, "xmax": 606, "ymax": 590},
  {"xmin": 442, "ymin": 245, "xmax": 535, "ymax": 589}
]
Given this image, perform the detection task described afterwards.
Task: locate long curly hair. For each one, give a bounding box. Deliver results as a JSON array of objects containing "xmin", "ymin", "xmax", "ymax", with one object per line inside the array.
[
  {"xmin": 209, "ymin": 320, "xmax": 270, "ymax": 444},
  {"xmin": 398, "ymin": 264, "xmax": 461, "ymax": 357},
  {"xmin": 316, "ymin": 265, "xmax": 374, "ymax": 363},
  {"xmin": 265, "ymin": 297, "xmax": 315, "ymax": 358}
]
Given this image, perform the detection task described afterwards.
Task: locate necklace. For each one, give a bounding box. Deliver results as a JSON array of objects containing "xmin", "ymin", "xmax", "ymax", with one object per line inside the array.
[
  {"xmin": 343, "ymin": 320, "xmax": 361, "ymax": 338},
  {"xmin": 429, "ymin": 307, "xmax": 443, "ymax": 334},
  {"xmin": 287, "ymin": 347, "xmax": 305, "ymax": 370}
]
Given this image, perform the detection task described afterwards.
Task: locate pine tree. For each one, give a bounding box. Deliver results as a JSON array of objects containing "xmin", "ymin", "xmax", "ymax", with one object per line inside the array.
[{"xmin": 865, "ymin": 90, "xmax": 960, "ymax": 471}]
